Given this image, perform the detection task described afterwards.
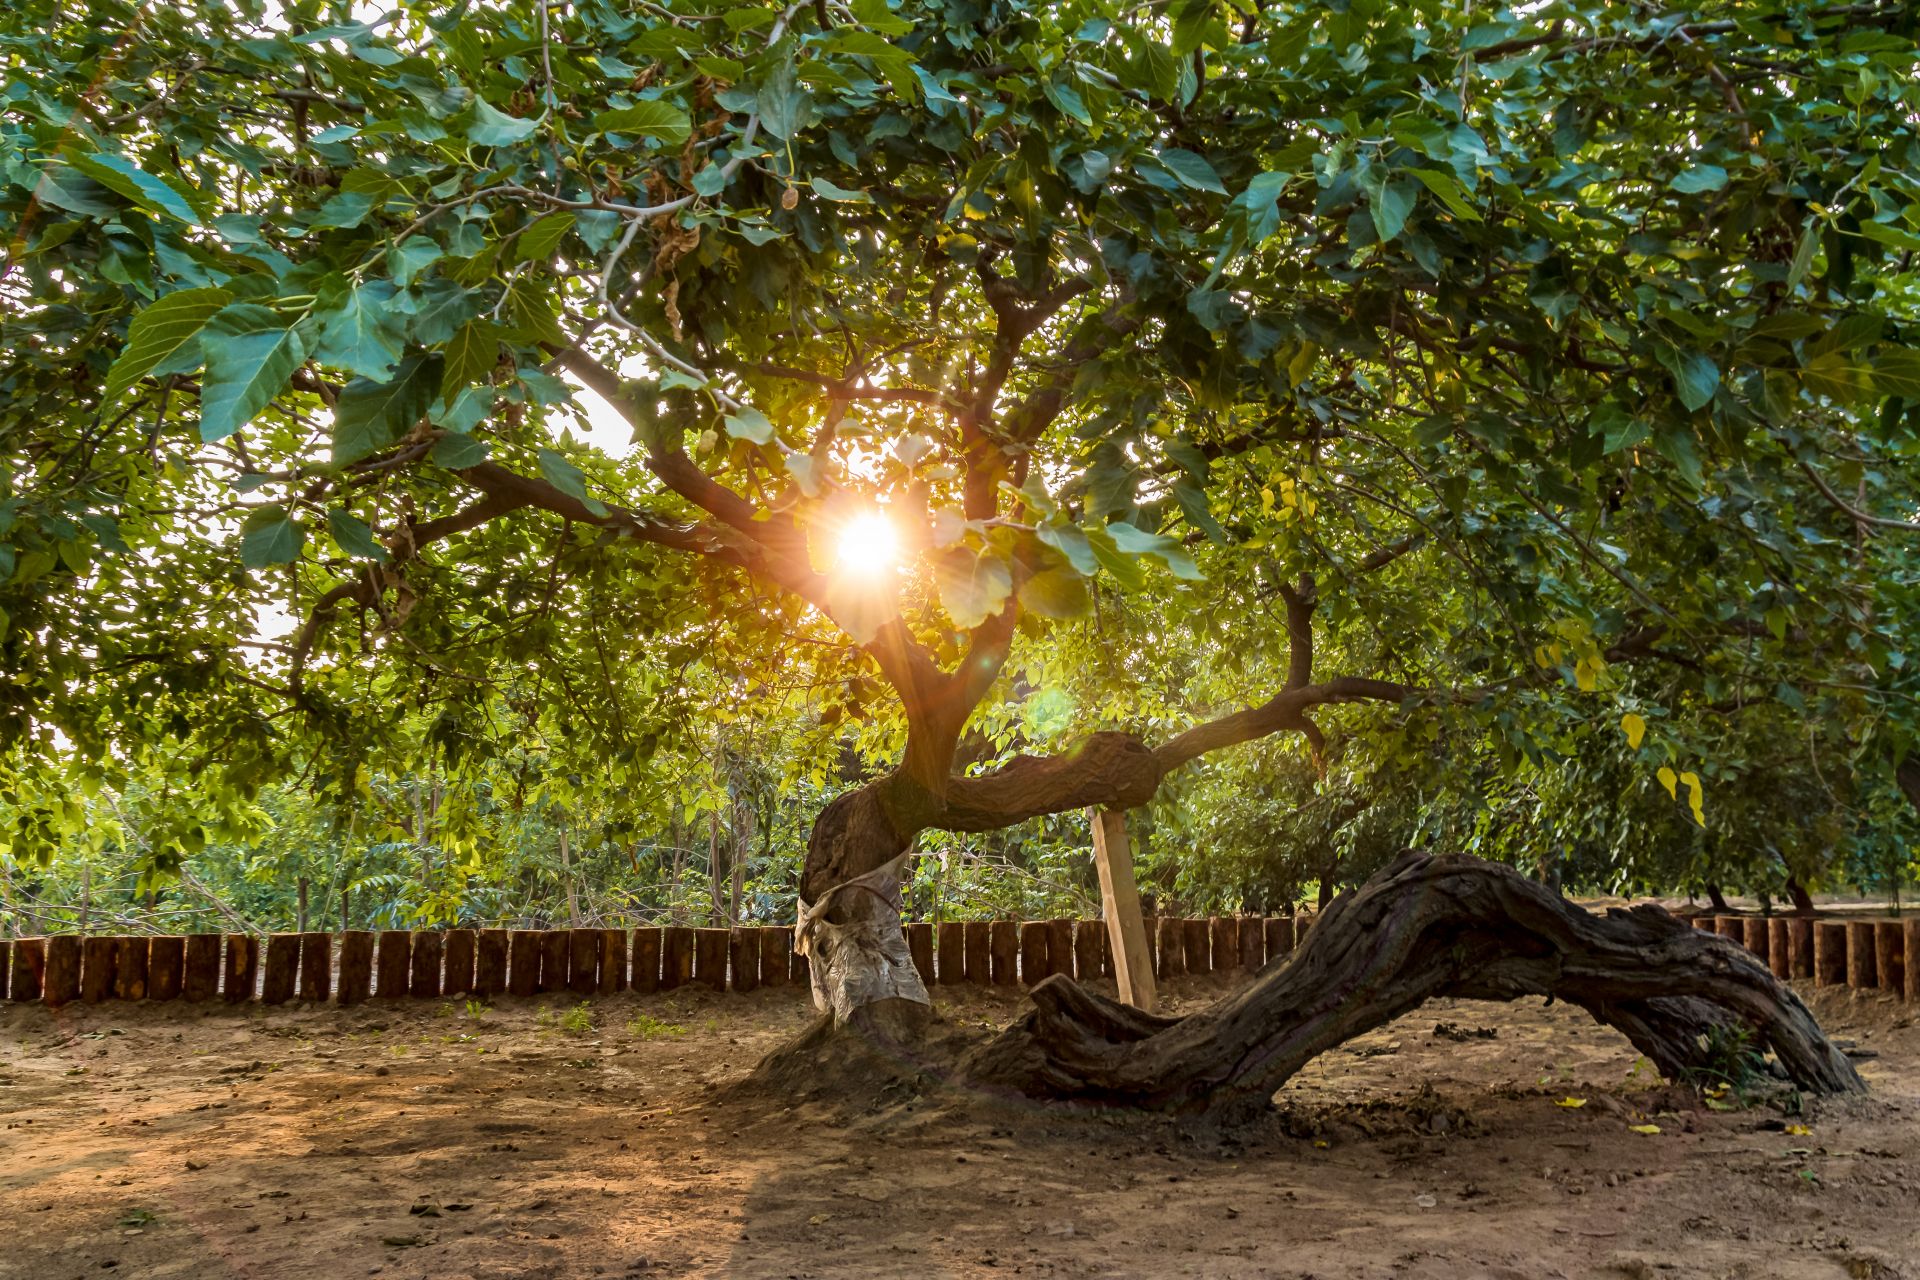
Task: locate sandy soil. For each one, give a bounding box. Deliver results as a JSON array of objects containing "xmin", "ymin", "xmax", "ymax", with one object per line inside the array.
[{"xmin": 1, "ymin": 974, "xmax": 1915, "ymax": 1280}]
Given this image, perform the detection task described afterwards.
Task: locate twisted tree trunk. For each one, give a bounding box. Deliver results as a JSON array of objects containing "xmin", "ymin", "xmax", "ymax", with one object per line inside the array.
[{"xmin": 959, "ymin": 852, "xmax": 1861, "ymax": 1122}]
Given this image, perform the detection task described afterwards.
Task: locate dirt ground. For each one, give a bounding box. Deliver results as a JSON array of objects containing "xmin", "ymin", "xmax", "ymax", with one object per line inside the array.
[{"xmin": 2, "ymin": 972, "xmax": 1915, "ymax": 1280}]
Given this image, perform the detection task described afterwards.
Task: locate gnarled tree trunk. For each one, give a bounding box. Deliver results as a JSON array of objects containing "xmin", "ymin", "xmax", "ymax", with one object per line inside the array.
[
  {"xmin": 797, "ymin": 781, "xmax": 930, "ymax": 1021},
  {"xmin": 959, "ymin": 852, "xmax": 1861, "ymax": 1122}
]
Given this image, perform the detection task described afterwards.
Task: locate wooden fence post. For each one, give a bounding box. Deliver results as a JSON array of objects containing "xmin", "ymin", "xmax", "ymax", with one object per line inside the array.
[
  {"xmin": 758, "ymin": 927, "xmax": 788, "ymax": 989},
  {"xmin": 1265, "ymin": 916, "xmax": 1295, "ymax": 964},
  {"xmin": 1874, "ymin": 921, "xmax": 1904, "ymax": 999},
  {"xmin": 261, "ymin": 934, "xmax": 299, "ymax": 1004},
  {"xmin": 1814, "ymin": 921, "xmax": 1847, "ymax": 986},
  {"xmin": 1767, "ymin": 918, "xmax": 1792, "ymax": 980},
  {"xmin": 411, "ymin": 931, "xmax": 444, "ymax": 999},
  {"xmin": 182, "ymin": 935, "xmax": 222, "ymax": 1002},
  {"xmin": 507, "ymin": 930, "xmax": 541, "ymax": 997},
  {"xmin": 113, "ymin": 936, "xmax": 149, "ymax": 1001},
  {"xmin": 937, "ymin": 922, "xmax": 965, "ymax": 986},
  {"xmin": 11, "ymin": 939, "xmax": 46, "ymax": 1002},
  {"xmin": 568, "ymin": 929, "xmax": 599, "ymax": 996},
  {"xmin": 1211, "ymin": 917, "xmax": 1238, "ymax": 973},
  {"xmin": 1714, "ymin": 916, "xmax": 1744, "ymax": 944},
  {"xmin": 1183, "ymin": 918, "xmax": 1211, "ymax": 975},
  {"xmin": 540, "ymin": 931, "xmax": 571, "ymax": 994},
  {"xmin": 693, "ymin": 928, "xmax": 729, "ymax": 991},
  {"xmin": 1073, "ymin": 920, "xmax": 1103, "ymax": 982},
  {"xmin": 473, "ymin": 929, "xmax": 508, "ymax": 998},
  {"xmin": 1047, "ymin": 919, "xmax": 1074, "ymax": 980},
  {"xmin": 1156, "ymin": 917, "xmax": 1185, "ymax": 979},
  {"xmin": 1846, "ymin": 921, "xmax": 1878, "ymax": 989},
  {"xmin": 989, "ymin": 920, "xmax": 1018, "ymax": 985},
  {"xmin": 599, "ymin": 928, "xmax": 628, "ymax": 995},
  {"xmin": 632, "ymin": 928, "xmax": 663, "ymax": 994},
  {"xmin": 299, "ymin": 932, "xmax": 332, "ymax": 1002},
  {"xmin": 375, "ymin": 931, "xmax": 411, "ymax": 999},
  {"xmin": 964, "ymin": 921, "xmax": 991, "ymax": 985},
  {"xmin": 1019, "ymin": 921, "xmax": 1050, "ymax": 984},
  {"xmin": 1742, "ymin": 918, "xmax": 1770, "ymax": 966},
  {"xmin": 730, "ymin": 927, "xmax": 761, "ymax": 994},
  {"xmin": 80, "ymin": 936, "xmax": 116, "ymax": 1003},
  {"xmin": 1789, "ymin": 918, "xmax": 1815, "ymax": 979},
  {"xmin": 1238, "ymin": 917, "xmax": 1266, "ymax": 971},
  {"xmin": 224, "ymin": 934, "xmax": 257, "ymax": 1003},
  {"xmin": 1089, "ymin": 808, "xmax": 1157, "ymax": 1012},
  {"xmin": 149, "ymin": 936, "xmax": 184, "ymax": 1001},
  {"xmin": 1906, "ymin": 919, "xmax": 1920, "ymax": 1005},
  {"xmin": 905, "ymin": 922, "xmax": 933, "ymax": 988},
  {"xmin": 443, "ymin": 930, "xmax": 476, "ymax": 997},
  {"xmin": 336, "ymin": 931, "xmax": 374, "ymax": 1004},
  {"xmin": 661, "ymin": 927, "xmax": 693, "ymax": 990}
]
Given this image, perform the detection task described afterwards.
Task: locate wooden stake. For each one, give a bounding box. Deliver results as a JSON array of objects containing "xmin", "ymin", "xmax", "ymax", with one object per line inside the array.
[
  {"xmin": 473, "ymin": 929, "xmax": 508, "ymax": 997},
  {"xmin": 1089, "ymin": 808, "xmax": 1157, "ymax": 1012},
  {"xmin": 539, "ymin": 930, "xmax": 570, "ymax": 994},
  {"xmin": 411, "ymin": 931, "xmax": 444, "ymax": 999},
  {"xmin": 599, "ymin": 927, "xmax": 627, "ymax": 995},
  {"xmin": 661, "ymin": 926, "xmax": 693, "ymax": 990},
  {"xmin": 1846, "ymin": 920, "xmax": 1878, "ymax": 989},
  {"xmin": 507, "ymin": 930, "xmax": 542, "ymax": 998},
  {"xmin": 631, "ymin": 928, "xmax": 662, "ymax": 994},
  {"xmin": 937, "ymin": 922, "xmax": 965, "ymax": 986},
  {"xmin": 989, "ymin": 920, "xmax": 1018, "ymax": 985},
  {"xmin": 80, "ymin": 936, "xmax": 116, "ymax": 1003},
  {"xmin": 374, "ymin": 931, "xmax": 411, "ymax": 999},
  {"xmin": 789, "ymin": 934, "xmax": 809, "ymax": 987},
  {"xmin": 1905, "ymin": 919, "xmax": 1920, "ymax": 1004},
  {"xmin": 1767, "ymin": 918, "xmax": 1792, "ymax": 980},
  {"xmin": 905, "ymin": 922, "xmax": 933, "ymax": 987},
  {"xmin": 693, "ymin": 927, "xmax": 728, "ymax": 991},
  {"xmin": 964, "ymin": 921, "xmax": 990, "ymax": 984},
  {"xmin": 1156, "ymin": 917, "xmax": 1185, "ymax": 979},
  {"xmin": 730, "ymin": 927, "xmax": 761, "ymax": 993},
  {"xmin": 443, "ymin": 929, "xmax": 476, "ymax": 996},
  {"xmin": 149, "ymin": 936, "xmax": 184, "ymax": 1001},
  {"xmin": 261, "ymin": 934, "xmax": 299, "ymax": 1004},
  {"xmin": 568, "ymin": 928, "xmax": 599, "ymax": 996},
  {"xmin": 1714, "ymin": 915, "xmax": 1744, "ymax": 943},
  {"xmin": 1047, "ymin": 919, "xmax": 1074, "ymax": 980},
  {"xmin": 0, "ymin": 940, "xmax": 6, "ymax": 1000},
  {"xmin": 13, "ymin": 938, "xmax": 48, "ymax": 1003},
  {"xmin": 299, "ymin": 931, "xmax": 332, "ymax": 1002},
  {"xmin": 758, "ymin": 926, "xmax": 788, "ymax": 988},
  {"xmin": 1182, "ymin": 918, "xmax": 1211, "ymax": 975},
  {"xmin": 223, "ymin": 934, "xmax": 258, "ymax": 1003},
  {"xmin": 1210, "ymin": 917, "xmax": 1237, "ymax": 972},
  {"xmin": 112, "ymin": 936, "xmax": 148, "ymax": 1001},
  {"xmin": 1814, "ymin": 921, "xmax": 1847, "ymax": 986},
  {"xmin": 336, "ymin": 931, "xmax": 374, "ymax": 1004}
]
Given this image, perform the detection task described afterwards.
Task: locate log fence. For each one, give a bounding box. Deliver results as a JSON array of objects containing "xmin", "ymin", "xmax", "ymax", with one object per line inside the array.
[{"xmin": 3, "ymin": 910, "xmax": 1913, "ymax": 1008}]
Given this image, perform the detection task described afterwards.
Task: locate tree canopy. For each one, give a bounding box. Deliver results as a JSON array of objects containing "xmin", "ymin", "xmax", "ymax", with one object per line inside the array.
[{"xmin": 3, "ymin": 0, "xmax": 1918, "ymax": 922}]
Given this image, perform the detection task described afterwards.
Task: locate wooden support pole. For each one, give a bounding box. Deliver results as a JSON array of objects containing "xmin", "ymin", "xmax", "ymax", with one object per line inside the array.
[
  {"xmin": 1874, "ymin": 921, "xmax": 1904, "ymax": 1000},
  {"xmin": 299, "ymin": 932, "xmax": 331, "ymax": 1002},
  {"xmin": 1238, "ymin": 917, "xmax": 1266, "ymax": 971},
  {"xmin": 1789, "ymin": 918, "xmax": 1815, "ymax": 979},
  {"xmin": 693, "ymin": 927, "xmax": 729, "ymax": 991},
  {"xmin": 443, "ymin": 929, "xmax": 476, "ymax": 996},
  {"xmin": 661, "ymin": 926, "xmax": 693, "ymax": 990},
  {"xmin": 568, "ymin": 928, "xmax": 599, "ymax": 996},
  {"xmin": 1742, "ymin": 917, "xmax": 1770, "ymax": 965},
  {"xmin": 1156, "ymin": 916, "xmax": 1185, "ymax": 979},
  {"xmin": 336, "ymin": 931, "xmax": 374, "ymax": 1004},
  {"xmin": 149, "ymin": 937, "xmax": 184, "ymax": 1001},
  {"xmin": 1767, "ymin": 918, "xmax": 1792, "ymax": 980},
  {"xmin": 0, "ymin": 940, "xmax": 6, "ymax": 1000},
  {"xmin": 113, "ymin": 936, "xmax": 149, "ymax": 1001},
  {"xmin": 1295, "ymin": 912, "xmax": 1316, "ymax": 945},
  {"xmin": 1090, "ymin": 808, "xmax": 1157, "ymax": 1012},
  {"xmin": 374, "ymin": 931, "xmax": 411, "ymax": 998},
  {"xmin": 1182, "ymin": 918, "xmax": 1211, "ymax": 975},
  {"xmin": 80, "ymin": 936, "xmax": 116, "ymax": 1003},
  {"xmin": 224, "ymin": 934, "xmax": 258, "ymax": 1003},
  {"xmin": 411, "ymin": 931, "xmax": 444, "ymax": 999},
  {"xmin": 1847, "ymin": 921, "xmax": 1878, "ymax": 989},
  {"xmin": 937, "ymin": 922, "xmax": 965, "ymax": 985},
  {"xmin": 1265, "ymin": 916, "xmax": 1295, "ymax": 963},
  {"xmin": 261, "ymin": 934, "xmax": 299, "ymax": 1005},
  {"xmin": 1073, "ymin": 920, "xmax": 1103, "ymax": 983},
  {"xmin": 905, "ymin": 922, "xmax": 933, "ymax": 988},
  {"xmin": 507, "ymin": 930, "xmax": 541, "ymax": 997},
  {"xmin": 599, "ymin": 927, "xmax": 627, "ymax": 995},
  {"xmin": 989, "ymin": 920, "xmax": 1018, "ymax": 985},
  {"xmin": 964, "ymin": 921, "xmax": 991, "ymax": 984},
  {"xmin": 730, "ymin": 927, "xmax": 761, "ymax": 994},
  {"xmin": 13, "ymin": 938, "xmax": 47, "ymax": 1002},
  {"xmin": 473, "ymin": 929, "xmax": 509, "ymax": 997},
  {"xmin": 632, "ymin": 928, "xmax": 663, "ymax": 994},
  {"xmin": 1814, "ymin": 921, "xmax": 1847, "ymax": 986},
  {"xmin": 758, "ymin": 926, "xmax": 788, "ymax": 988}
]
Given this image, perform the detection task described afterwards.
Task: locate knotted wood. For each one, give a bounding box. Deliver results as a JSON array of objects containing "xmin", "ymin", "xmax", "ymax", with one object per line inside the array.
[{"xmin": 959, "ymin": 853, "xmax": 1862, "ymax": 1122}]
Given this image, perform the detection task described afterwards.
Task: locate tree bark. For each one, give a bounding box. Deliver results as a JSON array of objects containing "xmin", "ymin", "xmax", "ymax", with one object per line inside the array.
[
  {"xmin": 957, "ymin": 853, "xmax": 1861, "ymax": 1122},
  {"xmin": 795, "ymin": 780, "xmax": 929, "ymax": 1021}
]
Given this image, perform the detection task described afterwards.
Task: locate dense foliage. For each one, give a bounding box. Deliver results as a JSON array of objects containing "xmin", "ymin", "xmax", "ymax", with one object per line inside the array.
[{"xmin": 2, "ymin": 0, "xmax": 1917, "ymax": 934}]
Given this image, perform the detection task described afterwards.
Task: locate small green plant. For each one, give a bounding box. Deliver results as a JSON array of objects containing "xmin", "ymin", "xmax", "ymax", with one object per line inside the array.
[
  {"xmin": 627, "ymin": 1012, "xmax": 687, "ymax": 1040},
  {"xmin": 464, "ymin": 997, "xmax": 490, "ymax": 1020},
  {"xmin": 538, "ymin": 1000, "xmax": 595, "ymax": 1035},
  {"xmin": 1685, "ymin": 1022, "xmax": 1769, "ymax": 1103},
  {"xmin": 433, "ymin": 1003, "xmax": 453, "ymax": 1018}
]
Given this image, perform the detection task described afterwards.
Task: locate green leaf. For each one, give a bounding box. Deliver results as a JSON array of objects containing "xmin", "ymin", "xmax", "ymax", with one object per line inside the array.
[
  {"xmin": 1655, "ymin": 346, "xmax": 1720, "ymax": 412},
  {"xmin": 757, "ymin": 62, "xmax": 812, "ymax": 141},
  {"xmin": 515, "ymin": 212, "xmax": 575, "ymax": 262},
  {"xmin": 810, "ymin": 177, "xmax": 871, "ymax": 203},
  {"xmin": 327, "ymin": 508, "xmax": 390, "ymax": 563},
  {"xmin": 594, "ymin": 101, "xmax": 692, "ymax": 146},
  {"xmin": 1366, "ymin": 172, "xmax": 1420, "ymax": 242},
  {"xmin": 199, "ymin": 305, "xmax": 308, "ymax": 443},
  {"xmin": 1158, "ymin": 148, "xmax": 1228, "ymax": 195},
  {"xmin": 1106, "ymin": 520, "xmax": 1203, "ymax": 580},
  {"xmin": 1016, "ymin": 566, "xmax": 1090, "ymax": 619},
  {"xmin": 314, "ymin": 281, "xmax": 405, "ymax": 380},
  {"xmin": 239, "ymin": 506, "xmax": 302, "ymax": 569},
  {"xmin": 851, "ymin": 0, "xmax": 913, "ymax": 35},
  {"xmin": 1671, "ymin": 165, "xmax": 1729, "ymax": 194},
  {"xmin": 430, "ymin": 431, "xmax": 490, "ymax": 469},
  {"xmin": 68, "ymin": 152, "xmax": 202, "ymax": 223},
  {"xmin": 440, "ymin": 319, "xmax": 500, "ymax": 403},
  {"xmin": 391, "ymin": 237, "xmax": 444, "ymax": 286},
  {"xmin": 333, "ymin": 357, "xmax": 438, "ymax": 465},
  {"xmin": 105, "ymin": 287, "xmax": 231, "ymax": 402},
  {"xmin": 537, "ymin": 448, "xmax": 608, "ymax": 516},
  {"xmin": 1409, "ymin": 167, "xmax": 1483, "ymax": 222},
  {"xmin": 934, "ymin": 547, "xmax": 1013, "ymax": 628},
  {"xmin": 1871, "ymin": 349, "xmax": 1920, "ymax": 398},
  {"xmin": 468, "ymin": 99, "xmax": 538, "ymax": 146},
  {"xmin": 1037, "ymin": 523, "xmax": 1098, "ymax": 575},
  {"xmin": 723, "ymin": 407, "xmax": 775, "ymax": 444}
]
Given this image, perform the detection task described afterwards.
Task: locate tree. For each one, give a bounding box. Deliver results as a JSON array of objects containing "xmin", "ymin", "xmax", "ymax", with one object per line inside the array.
[{"xmin": 4, "ymin": 0, "xmax": 1915, "ymax": 1090}]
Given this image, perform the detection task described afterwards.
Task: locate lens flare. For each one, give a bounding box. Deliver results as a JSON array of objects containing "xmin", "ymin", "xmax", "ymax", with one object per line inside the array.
[{"xmin": 837, "ymin": 511, "xmax": 899, "ymax": 577}]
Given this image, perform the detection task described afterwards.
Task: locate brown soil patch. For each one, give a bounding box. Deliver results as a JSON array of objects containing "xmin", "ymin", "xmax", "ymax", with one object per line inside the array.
[{"xmin": 2, "ymin": 979, "xmax": 1915, "ymax": 1278}]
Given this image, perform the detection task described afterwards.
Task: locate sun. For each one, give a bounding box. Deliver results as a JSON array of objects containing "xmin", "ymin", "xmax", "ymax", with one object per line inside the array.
[{"xmin": 836, "ymin": 510, "xmax": 900, "ymax": 578}]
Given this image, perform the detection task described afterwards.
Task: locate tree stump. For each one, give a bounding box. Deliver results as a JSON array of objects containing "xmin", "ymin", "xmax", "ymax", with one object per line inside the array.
[
  {"xmin": 631, "ymin": 928, "xmax": 662, "ymax": 994},
  {"xmin": 989, "ymin": 921, "xmax": 1018, "ymax": 985},
  {"xmin": 964, "ymin": 922, "xmax": 991, "ymax": 985},
  {"xmin": 599, "ymin": 928, "xmax": 627, "ymax": 995},
  {"xmin": 1074, "ymin": 920, "xmax": 1104, "ymax": 983},
  {"xmin": 411, "ymin": 931, "xmax": 444, "ymax": 999},
  {"xmin": 1846, "ymin": 921, "xmax": 1878, "ymax": 989},
  {"xmin": 959, "ymin": 854, "xmax": 1863, "ymax": 1120},
  {"xmin": 1767, "ymin": 919, "xmax": 1792, "ymax": 980},
  {"xmin": 937, "ymin": 922, "xmax": 965, "ymax": 986},
  {"xmin": 1238, "ymin": 917, "xmax": 1266, "ymax": 971},
  {"xmin": 661, "ymin": 927, "xmax": 693, "ymax": 990},
  {"xmin": 223, "ymin": 934, "xmax": 258, "ymax": 1003},
  {"xmin": 1742, "ymin": 918, "xmax": 1770, "ymax": 966},
  {"xmin": 759, "ymin": 927, "xmax": 789, "ymax": 989},
  {"xmin": 375, "ymin": 932, "xmax": 411, "ymax": 999},
  {"xmin": 182, "ymin": 935, "xmax": 220, "ymax": 1003},
  {"xmin": 261, "ymin": 934, "xmax": 299, "ymax": 1005},
  {"xmin": 1157, "ymin": 917, "xmax": 1186, "ymax": 979},
  {"xmin": 731, "ymin": 927, "xmax": 761, "ymax": 994},
  {"xmin": 13, "ymin": 938, "xmax": 47, "ymax": 1003},
  {"xmin": 694, "ymin": 928, "xmax": 729, "ymax": 991},
  {"xmin": 1874, "ymin": 922, "xmax": 1904, "ymax": 1000},
  {"xmin": 507, "ymin": 930, "xmax": 541, "ymax": 998},
  {"xmin": 569, "ymin": 928, "xmax": 600, "ymax": 996},
  {"xmin": 336, "ymin": 931, "xmax": 374, "ymax": 1004},
  {"xmin": 1183, "ymin": 919, "xmax": 1211, "ymax": 975},
  {"xmin": 80, "ymin": 936, "xmax": 116, "ymax": 1003},
  {"xmin": 1789, "ymin": 918, "xmax": 1815, "ymax": 980},
  {"xmin": 443, "ymin": 929, "xmax": 476, "ymax": 996},
  {"xmin": 299, "ymin": 931, "xmax": 332, "ymax": 1002},
  {"xmin": 473, "ymin": 929, "xmax": 509, "ymax": 997},
  {"xmin": 540, "ymin": 931, "xmax": 571, "ymax": 994},
  {"xmin": 1814, "ymin": 922, "xmax": 1847, "ymax": 986},
  {"xmin": 1265, "ymin": 917, "xmax": 1294, "ymax": 964},
  {"xmin": 149, "ymin": 937, "xmax": 184, "ymax": 1001},
  {"xmin": 905, "ymin": 922, "xmax": 933, "ymax": 988},
  {"xmin": 1019, "ymin": 921, "xmax": 1050, "ymax": 984}
]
